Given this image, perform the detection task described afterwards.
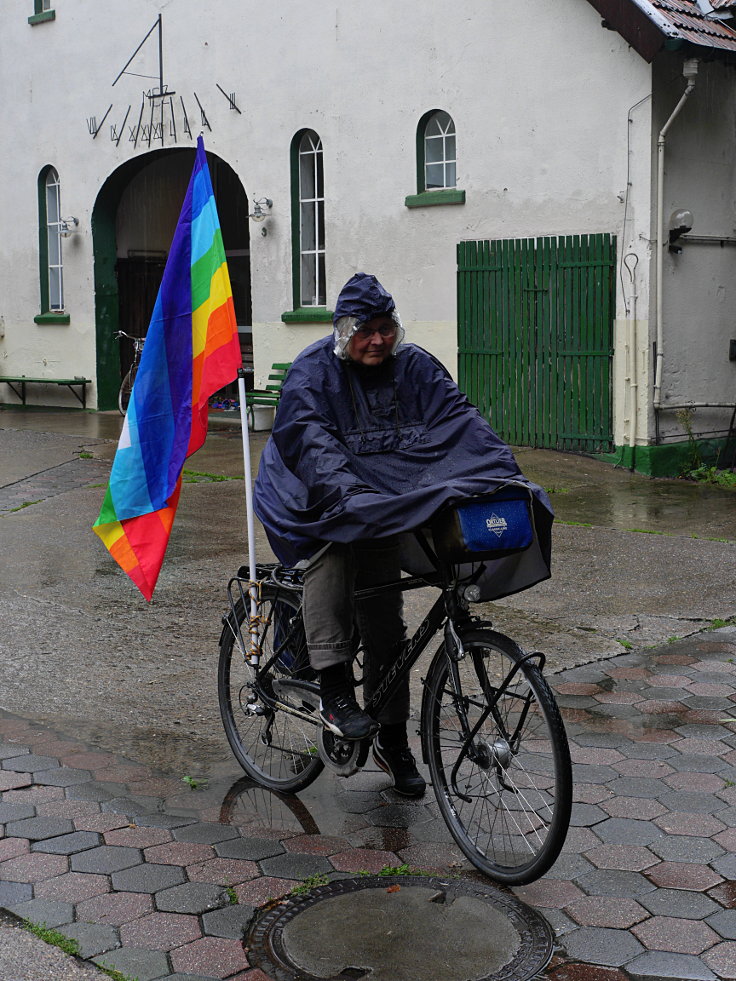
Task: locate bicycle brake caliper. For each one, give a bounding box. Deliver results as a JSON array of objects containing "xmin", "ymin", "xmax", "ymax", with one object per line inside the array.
[{"xmin": 444, "ymin": 620, "xmax": 465, "ymax": 661}]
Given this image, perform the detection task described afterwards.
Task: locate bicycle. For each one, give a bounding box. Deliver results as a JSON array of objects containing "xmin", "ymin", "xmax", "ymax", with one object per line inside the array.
[
  {"xmin": 115, "ymin": 330, "xmax": 145, "ymax": 416},
  {"xmin": 218, "ymin": 493, "xmax": 572, "ymax": 886}
]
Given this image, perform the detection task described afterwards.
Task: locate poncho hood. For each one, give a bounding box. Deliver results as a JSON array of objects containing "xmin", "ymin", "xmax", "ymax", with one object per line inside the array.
[{"xmin": 254, "ymin": 337, "xmax": 553, "ymax": 601}]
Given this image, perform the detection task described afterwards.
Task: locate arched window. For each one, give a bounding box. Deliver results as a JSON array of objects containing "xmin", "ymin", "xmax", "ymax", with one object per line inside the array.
[
  {"xmin": 36, "ymin": 166, "xmax": 66, "ymax": 318},
  {"xmin": 420, "ymin": 110, "xmax": 456, "ymax": 191},
  {"xmin": 291, "ymin": 129, "xmax": 326, "ymax": 308}
]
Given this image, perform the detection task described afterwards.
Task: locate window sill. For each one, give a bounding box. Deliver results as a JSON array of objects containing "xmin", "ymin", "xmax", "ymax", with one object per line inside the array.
[
  {"xmin": 34, "ymin": 312, "xmax": 70, "ymax": 325},
  {"xmin": 281, "ymin": 308, "xmax": 334, "ymax": 324},
  {"xmin": 405, "ymin": 189, "xmax": 466, "ymax": 209},
  {"xmin": 28, "ymin": 10, "xmax": 55, "ymax": 24}
]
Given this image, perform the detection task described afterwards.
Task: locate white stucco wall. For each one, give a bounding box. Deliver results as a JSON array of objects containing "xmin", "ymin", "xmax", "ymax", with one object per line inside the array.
[{"xmin": 0, "ymin": 0, "xmax": 685, "ymax": 447}]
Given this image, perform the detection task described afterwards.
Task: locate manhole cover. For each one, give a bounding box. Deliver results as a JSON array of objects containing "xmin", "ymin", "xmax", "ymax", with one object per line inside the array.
[{"xmin": 246, "ymin": 875, "xmax": 555, "ymax": 981}]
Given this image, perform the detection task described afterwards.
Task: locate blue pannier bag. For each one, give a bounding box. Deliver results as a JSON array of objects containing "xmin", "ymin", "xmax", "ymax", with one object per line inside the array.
[{"xmin": 432, "ymin": 488, "xmax": 534, "ymax": 562}]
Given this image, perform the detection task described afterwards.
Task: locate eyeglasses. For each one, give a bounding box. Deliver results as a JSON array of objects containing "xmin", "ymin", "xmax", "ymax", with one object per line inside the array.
[{"xmin": 354, "ymin": 324, "xmax": 397, "ymax": 339}]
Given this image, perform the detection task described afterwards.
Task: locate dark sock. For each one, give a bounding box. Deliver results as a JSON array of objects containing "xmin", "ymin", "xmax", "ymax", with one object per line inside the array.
[
  {"xmin": 378, "ymin": 722, "xmax": 409, "ymax": 749},
  {"xmin": 320, "ymin": 663, "xmax": 351, "ymax": 702}
]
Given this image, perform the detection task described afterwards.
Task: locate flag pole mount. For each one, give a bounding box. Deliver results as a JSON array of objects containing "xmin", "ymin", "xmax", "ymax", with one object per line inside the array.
[{"xmin": 237, "ymin": 367, "xmax": 260, "ymax": 665}]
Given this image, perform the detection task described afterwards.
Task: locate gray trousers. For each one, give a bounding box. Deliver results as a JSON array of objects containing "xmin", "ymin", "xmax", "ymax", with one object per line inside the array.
[{"xmin": 301, "ymin": 539, "xmax": 409, "ymax": 725}]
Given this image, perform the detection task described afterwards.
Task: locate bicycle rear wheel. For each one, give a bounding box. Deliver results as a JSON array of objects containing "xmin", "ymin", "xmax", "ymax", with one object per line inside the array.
[
  {"xmin": 218, "ymin": 585, "xmax": 324, "ymax": 793},
  {"xmin": 118, "ymin": 366, "xmax": 136, "ymax": 416},
  {"xmin": 422, "ymin": 629, "xmax": 571, "ymax": 885}
]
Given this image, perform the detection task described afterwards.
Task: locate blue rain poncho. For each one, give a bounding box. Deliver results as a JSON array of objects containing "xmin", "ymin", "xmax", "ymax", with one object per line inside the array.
[{"xmin": 254, "ymin": 275, "xmax": 553, "ymax": 600}]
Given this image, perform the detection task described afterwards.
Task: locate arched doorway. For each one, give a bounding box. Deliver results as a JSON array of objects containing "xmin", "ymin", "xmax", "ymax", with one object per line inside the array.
[{"xmin": 92, "ymin": 148, "xmax": 250, "ymax": 410}]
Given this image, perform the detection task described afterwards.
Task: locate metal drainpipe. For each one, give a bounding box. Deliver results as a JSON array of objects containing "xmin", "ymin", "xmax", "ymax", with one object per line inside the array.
[{"xmin": 654, "ymin": 58, "xmax": 698, "ymax": 412}]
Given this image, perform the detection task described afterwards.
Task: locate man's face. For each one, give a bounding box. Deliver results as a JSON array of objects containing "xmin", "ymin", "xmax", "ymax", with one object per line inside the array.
[{"xmin": 347, "ymin": 315, "xmax": 397, "ymax": 366}]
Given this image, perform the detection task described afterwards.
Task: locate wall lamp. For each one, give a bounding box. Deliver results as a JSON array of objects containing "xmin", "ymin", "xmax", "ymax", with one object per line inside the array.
[
  {"xmin": 249, "ymin": 198, "xmax": 272, "ymax": 236},
  {"xmin": 59, "ymin": 216, "xmax": 80, "ymax": 238},
  {"xmin": 669, "ymin": 209, "xmax": 693, "ymax": 254}
]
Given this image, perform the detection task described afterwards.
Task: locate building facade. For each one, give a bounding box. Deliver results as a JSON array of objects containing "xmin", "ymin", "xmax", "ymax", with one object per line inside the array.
[{"xmin": 2, "ymin": 0, "xmax": 735, "ymax": 474}]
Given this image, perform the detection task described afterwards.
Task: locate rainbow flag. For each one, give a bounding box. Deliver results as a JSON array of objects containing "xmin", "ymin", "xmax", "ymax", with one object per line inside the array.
[{"xmin": 93, "ymin": 136, "xmax": 242, "ymax": 601}]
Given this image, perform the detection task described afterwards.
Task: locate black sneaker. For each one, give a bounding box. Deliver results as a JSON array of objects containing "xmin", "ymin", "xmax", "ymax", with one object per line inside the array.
[
  {"xmin": 320, "ymin": 693, "xmax": 380, "ymax": 740},
  {"xmin": 373, "ymin": 738, "xmax": 427, "ymax": 797}
]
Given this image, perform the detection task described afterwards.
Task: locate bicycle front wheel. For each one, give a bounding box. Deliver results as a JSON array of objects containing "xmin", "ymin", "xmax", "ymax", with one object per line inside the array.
[
  {"xmin": 118, "ymin": 367, "xmax": 136, "ymax": 415},
  {"xmin": 218, "ymin": 585, "xmax": 324, "ymax": 793},
  {"xmin": 422, "ymin": 630, "xmax": 571, "ymax": 885}
]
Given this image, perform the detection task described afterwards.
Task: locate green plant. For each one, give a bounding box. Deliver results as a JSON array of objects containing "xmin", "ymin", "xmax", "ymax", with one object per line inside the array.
[
  {"xmin": 182, "ymin": 468, "xmax": 242, "ymax": 483},
  {"xmin": 676, "ymin": 407, "xmax": 702, "ymax": 474},
  {"xmin": 558, "ymin": 520, "xmax": 593, "ymax": 528},
  {"xmin": 545, "ymin": 486, "xmax": 569, "ymax": 495},
  {"xmin": 629, "ymin": 528, "xmax": 665, "ymax": 536},
  {"xmin": 290, "ymin": 873, "xmax": 330, "ymax": 895},
  {"xmin": 181, "ymin": 775, "xmax": 207, "ymax": 790},
  {"xmin": 617, "ymin": 639, "xmax": 633, "ymax": 650},
  {"xmin": 8, "ymin": 500, "xmax": 40, "ymax": 512},
  {"xmin": 78, "ymin": 451, "xmax": 94, "ymax": 459},
  {"xmin": 99, "ymin": 967, "xmax": 141, "ymax": 981},
  {"xmin": 686, "ymin": 464, "xmax": 736, "ymax": 490},
  {"xmin": 226, "ymin": 886, "xmax": 238, "ymax": 904},
  {"xmin": 23, "ymin": 921, "xmax": 79, "ymax": 957}
]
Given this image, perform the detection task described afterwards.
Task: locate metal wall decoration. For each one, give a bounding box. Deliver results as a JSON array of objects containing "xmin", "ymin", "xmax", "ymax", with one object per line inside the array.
[{"xmin": 85, "ymin": 15, "xmax": 239, "ymax": 147}]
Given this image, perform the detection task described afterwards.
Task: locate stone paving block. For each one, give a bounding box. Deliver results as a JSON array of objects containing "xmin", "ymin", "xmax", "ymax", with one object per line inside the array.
[
  {"xmin": 513, "ymin": 879, "xmax": 586, "ymax": 909},
  {"xmin": 593, "ymin": 817, "xmax": 665, "ymax": 846},
  {"xmin": 0, "ymin": 801, "xmax": 36, "ymax": 823},
  {"xmin": 639, "ymin": 888, "xmax": 720, "ymax": 920},
  {"xmin": 647, "ymin": 862, "xmax": 724, "ymax": 892},
  {"xmin": 234, "ymin": 876, "xmax": 299, "ymax": 906},
  {"xmin": 258, "ymin": 851, "xmax": 336, "ymax": 879},
  {"xmin": 94, "ymin": 945, "xmax": 170, "ymax": 981},
  {"xmin": 214, "ymin": 837, "xmax": 286, "ymax": 861},
  {"xmin": 5, "ymin": 896, "xmax": 75, "ymax": 927},
  {"xmin": 76, "ymin": 890, "xmax": 154, "ymax": 926},
  {"xmin": 328, "ymin": 847, "xmax": 402, "ymax": 874},
  {"xmin": 569, "ymin": 803, "xmax": 608, "ymax": 827},
  {"xmin": 0, "ymin": 744, "xmax": 30, "ymax": 760},
  {"xmin": 35, "ymin": 870, "xmax": 111, "ymax": 902},
  {"xmin": 71, "ymin": 844, "xmax": 143, "ymax": 874},
  {"xmin": 73, "ymin": 813, "xmax": 131, "ymax": 834},
  {"xmin": 170, "ymin": 936, "xmax": 249, "ymax": 977},
  {"xmin": 706, "ymin": 908, "xmax": 736, "ymax": 939},
  {"xmin": 668, "ymin": 755, "xmax": 728, "ymax": 774},
  {"xmin": 605, "ymin": 777, "xmax": 670, "ymax": 798},
  {"xmin": 0, "ymin": 771, "xmax": 32, "ymax": 790},
  {"xmin": 35, "ymin": 767, "xmax": 92, "ymax": 787},
  {"xmin": 5, "ymin": 815, "xmax": 74, "ymax": 840},
  {"xmin": 575, "ymin": 869, "xmax": 658, "ymax": 897},
  {"xmin": 562, "ymin": 926, "xmax": 645, "ymax": 966},
  {"xmin": 120, "ymin": 910, "xmax": 202, "ymax": 950},
  {"xmin": 585, "ymin": 844, "xmax": 658, "ymax": 872},
  {"xmin": 632, "ymin": 915, "xmax": 720, "ymax": 954},
  {"xmin": 0, "ymin": 837, "xmax": 30, "ymax": 862},
  {"xmin": 102, "ymin": 795, "xmax": 162, "ymax": 815},
  {"xmin": 32, "ymin": 831, "xmax": 101, "ymax": 855},
  {"xmin": 564, "ymin": 896, "xmax": 649, "ymax": 929},
  {"xmin": 132, "ymin": 813, "xmax": 198, "ymax": 830},
  {"xmin": 712, "ymin": 852, "xmax": 736, "ymax": 879},
  {"xmin": 2, "ymin": 754, "xmax": 59, "ymax": 772},
  {"xmin": 654, "ymin": 812, "xmax": 726, "ymax": 836},
  {"xmin": 56, "ymin": 921, "xmax": 120, "ymax": 958},
  {"xmin": 625, "ymin": 950, "xmax": 718, "ymax": 980},
  {"xmin": 0, "ymin": 880, "xmax": 33, "ymax": 904},
  {"xmin": 0, "ymin": 850, "xmax": 68, "ymax": 881},
  {"xmin": 65, "ymin": 782, "xmax": 116, "ymax": 802},
  {"xmin": 201, "ymin": 903, "xmax": 257, "ymax": 939},
  {"xmin": 144, "ymin": 841, "xmax": 216, "ymax": 866},
  {"xmin": 173, "ymin": 821, "xmax": 240, "ymax": 844},
  {"xmin": 104, "ymin": 826, "xmax": 173, "ymax": 848},
  {"xmin": 155, "ymin": 881, "xmax": 229, "ymax": 914},
  {"xmin": 186, "ymin": 857, "xmax": 258, "ymax": 886},
  {"xmin": 649, "ymin": 835, "xmax": 726, "ymax": 864},
  {"xmin": 599, "ymin": 796, "xmax": 667, "ymax": 820},
  {"xmin": 112, "ymin": 862, "xmax": 186, "ymax": 893},
  {"xmin": 703, "ymin": 940, "xmax": 736, "ymax": 979},
  {"xmin": 660, "ymin": 790, "xmax": 726, "ymax": 814},
  {"xmin": 36, "ymin": 799, "xmax": 102, "ymax": 820},
  {"xmin": 544, "ymin": 852, "xmax": 595, "ymax": 880}
]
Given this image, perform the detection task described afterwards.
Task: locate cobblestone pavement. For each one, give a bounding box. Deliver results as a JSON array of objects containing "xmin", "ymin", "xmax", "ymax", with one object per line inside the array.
[{"xmin": 1, "ymin": 629, "xmax": 736, "ymax": 980}]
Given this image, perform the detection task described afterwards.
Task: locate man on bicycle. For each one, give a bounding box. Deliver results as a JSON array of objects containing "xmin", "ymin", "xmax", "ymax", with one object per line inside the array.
[{"xmin": 254, "ymin": 273, "xmax": 552, "ymax": 797}]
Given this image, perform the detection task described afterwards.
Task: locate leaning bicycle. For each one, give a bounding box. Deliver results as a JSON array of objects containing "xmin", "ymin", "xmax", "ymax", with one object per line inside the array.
[
  {"xmin": 218, "ymin": 492, "xmax": 572, "ymax": 886},
  {"xmin": 115, "ymin": 330, "xmax": 145, "ymax": 415}
]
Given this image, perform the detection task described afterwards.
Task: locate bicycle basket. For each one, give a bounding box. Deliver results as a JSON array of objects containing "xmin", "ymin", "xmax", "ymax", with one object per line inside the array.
[{"xmin": 431, "ymin": 489, "xmax": 534, "ymax": 562}]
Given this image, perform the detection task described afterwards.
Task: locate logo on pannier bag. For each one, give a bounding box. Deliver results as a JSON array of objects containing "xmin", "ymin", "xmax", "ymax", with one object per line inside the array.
[{"xmin": 485, "ymin": 513, "xmax": 508, "ymax": 538}]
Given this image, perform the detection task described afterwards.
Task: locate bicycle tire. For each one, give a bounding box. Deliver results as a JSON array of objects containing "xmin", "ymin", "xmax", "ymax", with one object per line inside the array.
[
  {"xmin": 118, "ymin": 366, "xmax": 136, "ymax": 416},
  {"xmin": 218, "ymin": 585, "xmax": 324, "ymax": 793},
  {"xmin": 422, "ymin": 629, "xmax": 572, "ymax": 885}
]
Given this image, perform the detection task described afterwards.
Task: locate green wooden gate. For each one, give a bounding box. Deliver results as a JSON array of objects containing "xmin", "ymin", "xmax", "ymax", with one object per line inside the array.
[{"xmin": 458, "ymin": 234, "xmax": 615, "ymax": 452}]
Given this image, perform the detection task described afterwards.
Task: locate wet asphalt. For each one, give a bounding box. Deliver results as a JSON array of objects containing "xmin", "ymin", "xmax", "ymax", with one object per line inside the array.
[{"xmin": 1, "ymin": 406, "xmax": 735, "ymax": 980}]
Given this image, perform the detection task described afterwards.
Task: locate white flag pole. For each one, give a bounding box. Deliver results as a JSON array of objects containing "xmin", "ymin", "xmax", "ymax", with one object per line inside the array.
[{"xmin": 237, "ymin": 369, "xmax": 259, "ymax": 664}]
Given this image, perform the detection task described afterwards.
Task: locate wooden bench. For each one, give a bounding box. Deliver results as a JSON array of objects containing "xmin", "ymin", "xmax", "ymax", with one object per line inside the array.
[
  {"xmin": 0, "ymin": 376, "xmax": 92, "ymax": 409},
  {"xmin": 245, "ymin": 362, "xmax": 291, "ymax": 427}
]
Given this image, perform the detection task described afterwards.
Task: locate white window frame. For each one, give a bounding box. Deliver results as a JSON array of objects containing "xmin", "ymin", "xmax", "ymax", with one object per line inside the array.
[
  {"xmin": 424, "ymin": 110, "xmax": 457, "ymax": 191},
  {"xmin": 298, "ymin": 130, "xmax": 325, "ymax": 307}
]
